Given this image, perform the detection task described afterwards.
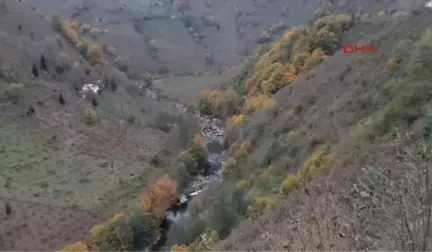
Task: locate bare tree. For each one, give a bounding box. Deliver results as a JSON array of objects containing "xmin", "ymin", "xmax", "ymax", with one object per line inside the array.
[{"xmin": 341, "ymin": 131, "xmax": 432, "ymax": 251}]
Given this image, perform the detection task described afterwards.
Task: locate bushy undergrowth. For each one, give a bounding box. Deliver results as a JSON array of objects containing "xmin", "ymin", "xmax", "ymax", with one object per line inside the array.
[
  {"xmin": 171, "ymin": 135, "xmax": 209, "ymax": 190},
  {"xmin": 245, "ymin": 14, "xmax": 353, "ymax": 96},
  {"xmin": 4, "ymin": 82, "xmax": 24, "ymax": 103},
  {"xmin": 198, "ymin": 90, "xmax": 240, "ymax": 118},
  {"xmin": 62, "ymin": 210, "xmax": 158, "ymax": 251},
  {"xmin": 165, "ymin": 15, "xmax": 357, "ymax": 249},
  {"xmin": 84, "ymin": 108, "xmax": 97, "ymax": 125},
  {"xmin": 61, "ymin": 175, "xmax": 178, "ymax": 251},
  {"xmin": 351, "ymin": 28, "xmax": 432, "ymax": 143},
  {"xmin": 52, "ymin": 15, "xmax": 104, "ymax": 66},
  {"xmin": 63, "ymin": 11, "xmax": 432, "ymax": 252}
]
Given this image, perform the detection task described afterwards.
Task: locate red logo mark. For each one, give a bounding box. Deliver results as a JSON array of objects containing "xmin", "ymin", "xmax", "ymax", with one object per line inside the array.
[{"xmin": 343, "ymin": 44, "xmax": 377, "ymax": 54}]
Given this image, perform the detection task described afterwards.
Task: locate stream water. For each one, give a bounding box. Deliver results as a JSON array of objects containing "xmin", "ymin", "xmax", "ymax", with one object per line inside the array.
[
  {"xmin": 79, "ymin": 81, "xmax": 225, "ymax": 251},
  {"xmin": 143, "ymin": 90, "xmax": 226, "ymax": 251}
]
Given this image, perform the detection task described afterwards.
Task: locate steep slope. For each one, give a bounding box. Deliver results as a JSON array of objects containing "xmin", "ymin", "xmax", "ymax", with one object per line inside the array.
[
  {"xmin": 25, "ymin": 0, "xmax": 414, "ymax": 76},
  {"xmin": 0, "ymin": 0, "xmax": 199, "ymax": 250},
  {"xmin": 2, "ymin": 0, "xmax": 431, "ymax": 251},
  {"xmin": 161, "ymin": 3, "xmax": 432, "ymax": 251}
]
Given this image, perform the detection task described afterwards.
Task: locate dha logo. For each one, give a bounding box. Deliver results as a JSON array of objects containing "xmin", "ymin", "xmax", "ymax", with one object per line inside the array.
[{"xmin": 343, "ymin": 44, "xmax": 377, "ymax": 54}]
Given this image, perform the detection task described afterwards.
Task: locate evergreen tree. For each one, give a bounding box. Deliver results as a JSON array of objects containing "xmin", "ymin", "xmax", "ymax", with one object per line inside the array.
[
  {"xmin": 92, "ymin": 96, "xmax": 98, "ymax": 107},
  {"xmin": 26, "ymin": 106, "xmax": 35, "ymax": 115},
  {"xmin": 5, "ymin": 202, "xmax": 11, "ymax": 215},
  {"xmin": 18, "ymin": 24, "xmax": 22, "ymax": 31},
  {"xmin": 40, "ymin": 54, "xmax": 48, "ymax": 72},
  {"xmin": 31, "ymin": 64, "xmax": 39, "ymax": 77},
  {"xmin": 58, "ymin": 93, "xmax": 65, "ymax": 105},
  {"xmin": 110, "ymin": 77, "xmax": 117, "ymax": 92}
]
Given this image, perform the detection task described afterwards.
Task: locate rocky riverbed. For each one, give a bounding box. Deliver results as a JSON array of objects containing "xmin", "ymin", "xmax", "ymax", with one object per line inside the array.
[{"xmin": 142, "ymin": 89, "xmax": 226, "ymax": 251}]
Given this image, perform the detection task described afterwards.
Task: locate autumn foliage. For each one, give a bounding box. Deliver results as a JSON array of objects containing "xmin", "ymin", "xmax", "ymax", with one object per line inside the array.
[
  {"xmin": 61, "ymin": 21, "xmax": 80, "ymax": 44},
  {"xmin": 198, "ymin": 90, "xmax": 240, "ymax": 118},
  {"xmin": 61, "ymin": 242, "xmax": 88, "ymax": 251},
  {"xmin": 243, "ymin": 14, "xmax": 353, "ymax": 96},
  {"xmin": 52, "ymin": 15, "xmax": 105, "ymax": 66},
  {"xmin": 193, "ymin": 134, "xmax": 206, "ymax": 147},
  {"xmin": 87, "ymin": 43, "xmax": 104, "ymax": 66},
  {"xmin": 226, "ymin": 114, "xmax": 246, "ymax": 131},
  {"xmin": 244, "ymin": 95, "xmax": 277, "ymax": 113},
  {"xmin": 140, "ymin": 175, "xmax": 179, "ymax": 218}
]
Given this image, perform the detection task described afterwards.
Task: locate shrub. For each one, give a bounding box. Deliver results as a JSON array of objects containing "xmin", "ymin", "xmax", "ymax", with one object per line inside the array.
[
  {"xmin": 298, "ymin": 145, "xmax": 331, "ymax": 181},
  {"xmin": 84, "ymin": 108, "xmax": 97, "ymax": 125},
  {"xmin": 178, "ymin": 150, "xmax": 199, "ymax": 175},
  {"xmin": 386, "ymin": 56, "xmax": 397, "ymax": 73},
  {"xmin": 221, "ymin": 157, "xmax": 238, "ymax": 179},
  {"xmin": 261, "ymin": 138, "xmax": 285, "ymax": 165},
  {"xmin": 244, "ymin": 96, "xmax": 277, "ymax": 113},
  {"xmin": 154, "ymin": 111, "xmax": 172, "ymax": 132},
  {"xmin": 87, "ymin": 43, "xmax": 104, "ymax": 66},
  {"xmin": 193, "ymin": 134, "xmax": 206, "ymax": 147},
  {"xmin": 125, "ymin": 213, "xmax": 158, "ymax": 249},
  {"xmin": 140, "ymin": 175, "xmax": 178, "ymax": 218},
  {"xmin": 187, "ymin": 143, "xmax": 209, "ymax": 170},
  {"xmin": 231, "ymin": 114, "xmax": 246, "ymax": 126},
  {"xmin": 51, "ymin": 14, "xmax": 63, "ymax": 32},
  {"xmin": 177, "ymin": 141, "xmax": 209, "ymax": 175},
  {"xmin": 4, "ymin": 83, "xmax": 24, "ymax": 102},
  {"xmin": 187, "ymin": 230, "xmax": 220, "ymax": 251},
  {"xmin": 246, "ymin": 195, "xmax": 278, "ymax": 218},
  {"xmin": 392, "ymin": 40, "xmax": 412, "ymax": 61},
  {"xmin": 58, "ymin": 51, "xmax": 70, "ymax": 68},
  {"xmin": 198, "ymin": 90, "xmax": 240, "ymax": 118},
  {"xmin": 208, "ymin": 196, "xmax": 238, "ymax": 239},
  {"xmin": 406, "ymin": 28, "xmax": 432, "ymax": 80},
  {"xmin": 229, "ymin": 139, "xmax": 253, "ymax": 160},
  {"xmin": 291, "ymin": 36, "xmax": 311, "ymax": 61},
  {"xmin": 88, "ymin": 213, "xmax": 158, "ymax": 250},
  {"xmin": 110, "ymin": 77, "xmax": 118, "ymax": 92},
  {"xmin": 61, "ymin": 20, "xmax": 80, "ymax": 44},
  {"xmin": 76, "ymin": 39, "xmax": 89, "ymax": 56},
  {"xmin": 60, "ymin": 242, "xmax": 88, "ymax": 251},
  {"xmin": 314, "ymin": 14, "xmax": 353, "ymax": 35},
  {"xmin": 226, "ymin": 114, "xmax": 246, "ymax": 131},
  {"xmin": 236, "ymin": 180, "xmax": 249, "ymax": 191},
  {"xmin": 171, "ymin": 245, "xmax": 189, "ymax": 251},
  {"xmin": 281, "ymin": 26, "xmax": 308, "ymax": 42},
  {"xmin": 126, "ymin": 114, "xmax": 136, "ymax": 124},
  {"xmin": 304, "ymin": 47, "xmax": 328, "ymax": 70},
  {"xmin": 260, "ymin": 63, "xmax": 289, "ymax": 94},
  {"xmin": 280, "ymin": 174, "xmax": 301, "ymax": 195},
  {"xmin": 313, "ymin": 27, "xmax": 340, "ymax": 54},
  {"xmin": 241, "ymin": 15, "xmax": 353, "ymax": 97},
  {"xmin": 90, "ymin": 217, "xmax": 134, "ymax": 251},
  {"xmin": 90, "ymin": 224, "xmax": 105, "ymax": 237},
  {"xmin": 242, "ymin": 26, "xmax": 307, "ymax": 96},
  {"xmin": 40, "ymin": 54, "xmax": 48, "ymax": 72},
  {"xmin": 111, "ymin": 212, "xmax": 127, "ymax": 222},
  {"xmin": 282, "ymin": 64, "xmax": 298, "ymax": 84}
]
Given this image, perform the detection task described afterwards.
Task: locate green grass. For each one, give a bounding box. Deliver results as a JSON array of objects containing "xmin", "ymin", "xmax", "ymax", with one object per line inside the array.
[{"xmin": 0, "ymin": 113, "xmax": 161, "ymax": 211}]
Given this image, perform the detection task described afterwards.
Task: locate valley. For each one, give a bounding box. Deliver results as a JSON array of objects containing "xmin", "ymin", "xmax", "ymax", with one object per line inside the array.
[{"xmin": 1, "ymin": 0, "xmax": 432, "ymax": 251}]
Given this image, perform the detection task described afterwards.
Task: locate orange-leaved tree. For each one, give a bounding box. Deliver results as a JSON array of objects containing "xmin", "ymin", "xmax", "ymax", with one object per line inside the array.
[
  {"xmin": 140, "ymin": 175, "xmax": 179, "ymax": 218},
  {"xmin": 61, "ymin": 242, "xmax": 88, "ymax": 251}
]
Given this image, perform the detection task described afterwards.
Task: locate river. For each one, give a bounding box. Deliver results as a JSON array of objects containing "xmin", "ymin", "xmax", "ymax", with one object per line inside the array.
[
  {"xmin": 79, "ymin": 80, "xmax": 226, "ymax": 251},
  {"xmin": 143, "ymin": 90, "xmax": 226, "ymax": 252}
]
